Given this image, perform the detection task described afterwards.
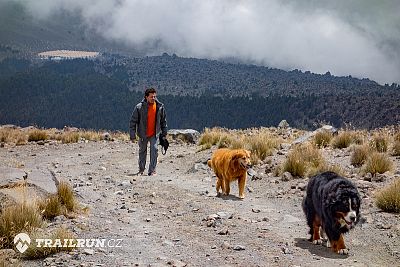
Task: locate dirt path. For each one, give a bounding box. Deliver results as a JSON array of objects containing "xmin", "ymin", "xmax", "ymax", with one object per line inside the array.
[{"xmin": 1, "ymin": 141, "xmax": 399, "ymax": 266}]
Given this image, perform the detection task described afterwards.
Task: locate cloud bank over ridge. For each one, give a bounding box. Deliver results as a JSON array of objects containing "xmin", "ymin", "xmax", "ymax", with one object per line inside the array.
[{"xmin": 12, "ymin": 0, "xmax": 400, "ymax": 84}]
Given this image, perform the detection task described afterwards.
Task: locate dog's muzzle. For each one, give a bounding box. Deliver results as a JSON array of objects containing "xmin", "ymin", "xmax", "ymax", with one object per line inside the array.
[{"xmin": 240, "ymin": 162, "xmax": 252, "ymax": 170}]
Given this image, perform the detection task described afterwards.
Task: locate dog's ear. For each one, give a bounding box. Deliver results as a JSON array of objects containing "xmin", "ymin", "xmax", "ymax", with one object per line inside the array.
[
  {"xmin": 324, "ymin": 191, "xmax": 339, "ymax": 209},
  {"xmin": 232, "ymin": 152, "xmax": 241, "ymax": 160},
  {"xmin": 230, "ymin": 153, "xmax": 241, "ymax": 168},
  {"xmin": 245, "ymin": 150, "xmax": 251, "ymax": 157}
]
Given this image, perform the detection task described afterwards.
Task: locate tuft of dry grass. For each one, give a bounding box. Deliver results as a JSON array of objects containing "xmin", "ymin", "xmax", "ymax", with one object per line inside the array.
[
  {"xmin": 197, "ymin": 142, "xmax": 212, "ymax": 152},
  {"xmin": 392, "ymin": 140, "xmax": 400, "ymax": 156},
  {"xmin": 0, "ymin": 128, "xmax": 27, "ymax": 145},
  {"xmin": 57, "ymin": 181, "xmax": 76, "ymax": 212},
  {"xmin": 112, "ymin": 131, "xmax": 130, "ymax": 141},
  {"xmin": 313, "ymin": 130, "xmax": 333, "ymax": 148},
  {"xmin": 375, "ymin": 179, "xmax": 400, "ymax": 213},
  {"xmin": 216, "ymin": 133, "xmax": 237, "ymax": 149},
  {"xmin": 351, "ymin": 130, "xmax": 367, "ymax": 145},
  {"xmin": 80, "ymin": 130, "xmax": 101, "ymax": 141},
  {"xmin": 282, "ymin": 148, "xmax": 306, "ymax": 177},
  {"xmin": 363, "ymin": 152, "xmax": 393, "ymax": 175},
  {"xmin": 198, "ymin": 127, "xmax": 282, "ymax": 163},
  {"xmin": 299, "ymin": 143, "xmax": 325, "ymax": 169},
  {"xmin": 198, "ymin": 127, "xmax": 228, "ymax": 147},
  {"xmin": 49, "ymin": 128, "xmax": 122, "ymax": 143},
  {"xmin": 282, "ymin": 143, "xmax": 325, "ymax": 177},
  {"xmin": 307, "ymin": 164, "xmax": 345, "ymax": 178},
  {"xmin": 394, "ymin": 132, "xmax": 400, "ymax": 142},
  {"xmin": 37, "ymin": 195, "xmax": 63, "ymax": 220},
  {"xmin": 246, "ymin": 132, "xmax": 280, "ymax": 164},
  {"xmin": 60, "ymin": 132, "xmax": 80, "ymax": 144},
  {"xmin": 0, "ymin": 128, "xmax": 13, "ymax": 142},
  {"xmin": 23, "ymin": 227, "xmax": 75, "ymax": 259},
  {"xmin": 0, "ymin": 203, "xmax": 43, "ymax": 249},
  {"xmin": 371, "ymin": 134, "xmax": 388, "ymax": 152},
  {"xmin": 1, "ymin": 127, "xmax": 122, "ymax": 145},
  {"xmin": 27, "ymin": 129, "xmax": 49, "ymax": 142},
  {"xmin": 331, "ymin": 131, "xmax": 353, "ymax": 149},
  {"xmin": 229, "ymin": 137, "xmax": 246, "ymax": 150},
  {"xmin": 351, "ymin": 144, "xmax": 371, "ymax": 167}
]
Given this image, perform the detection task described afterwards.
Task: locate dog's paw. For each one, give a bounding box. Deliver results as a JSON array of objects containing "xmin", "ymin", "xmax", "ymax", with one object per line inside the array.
[
  {"xmin": 338, "ymin": 248, "xmax": 349, "ymax": 255},
  {"xmin": 312, "ymin": 239, "xmax": 323, "ymax": 245},
  {"xmin": 239, "ymin": 195, "xmax": 245, "ymax": 199},
  {"xmin": 325, "ymin": 240, "xmax": 331, "ymax": 248}
]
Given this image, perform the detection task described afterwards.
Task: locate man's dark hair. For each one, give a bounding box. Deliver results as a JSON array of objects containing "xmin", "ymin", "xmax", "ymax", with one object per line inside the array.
[{"xmin": 145, "ymin": 87, "xmax": 157, "ymax": 96}]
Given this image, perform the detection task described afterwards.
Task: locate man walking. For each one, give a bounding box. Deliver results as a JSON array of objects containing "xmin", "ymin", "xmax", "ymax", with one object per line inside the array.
[{"xmin": 129, "ymin": 88, "xmax": 168, "ymax": 176}]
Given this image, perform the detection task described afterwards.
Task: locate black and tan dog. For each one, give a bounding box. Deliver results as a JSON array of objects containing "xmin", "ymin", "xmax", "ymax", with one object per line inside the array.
[{"xmin": 302, "ymin": 171, "xmax": 361, "ymax": 254}]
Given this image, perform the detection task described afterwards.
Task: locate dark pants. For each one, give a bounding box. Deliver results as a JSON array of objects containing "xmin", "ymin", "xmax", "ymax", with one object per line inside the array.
[{"xmin": 138, "ymin": 135, "xmax": 158, "ymax": 174}]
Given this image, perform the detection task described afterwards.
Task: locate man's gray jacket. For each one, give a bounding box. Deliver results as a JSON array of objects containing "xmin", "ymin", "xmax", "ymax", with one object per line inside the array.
[{"xmin": 129, "ymin": 98, "xmax": 167, "ymax": 140}]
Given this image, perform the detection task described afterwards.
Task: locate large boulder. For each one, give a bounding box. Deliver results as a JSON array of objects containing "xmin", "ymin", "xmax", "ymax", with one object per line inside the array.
[
  {"xmin": 0, "ymin": 167, "xmax": 57, "ymax": 205},
  {"xmin": 0, "ymin": 124, "xmax": 20, "ymax": 129},
  {"xmin": 101, "ymin": 132, "xmax": 112, "ymax": 141},
  {"xmin": 167, "ymin": 129, "xmax": 200, "ymax": 144},
  {"xmin": 278, "ymin": 120, "xmax": 290, "ymax": 129},
  {"xmin": 317, "ymin": 125, "xmax": 338, "ymax": 135},
  {"xmin": 0, "ymin": 167, "xmax": 26, "ymax": 187}
]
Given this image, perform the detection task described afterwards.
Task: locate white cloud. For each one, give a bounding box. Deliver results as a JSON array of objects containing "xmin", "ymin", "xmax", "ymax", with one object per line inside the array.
[{"xmin": 13, "ymin": 0, "xmax": 400, "ymax": 84}]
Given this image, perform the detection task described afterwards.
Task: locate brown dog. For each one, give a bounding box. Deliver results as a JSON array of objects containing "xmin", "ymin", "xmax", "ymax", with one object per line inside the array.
[{"xmin": 207, "ymin": 148, "xmax": 252, "ymax": 199}]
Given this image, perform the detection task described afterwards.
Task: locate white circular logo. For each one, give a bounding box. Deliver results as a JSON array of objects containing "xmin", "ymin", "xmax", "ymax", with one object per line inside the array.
[{"xmin": 14, "ymin": 233, "xmax": 31, "ymax": 253}]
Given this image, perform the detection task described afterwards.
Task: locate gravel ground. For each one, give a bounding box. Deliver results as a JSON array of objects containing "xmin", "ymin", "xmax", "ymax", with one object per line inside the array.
[{"xmin": 0, "ymin": 138, "xmax": 399, "ymax": 267}]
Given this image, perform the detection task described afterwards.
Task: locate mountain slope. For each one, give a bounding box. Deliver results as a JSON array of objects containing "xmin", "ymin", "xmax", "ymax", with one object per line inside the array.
[
  {"xmin": 0, "ymin": 56, "xmax": 399, "ymax": 130},
  {"xmin": 0, "ymin": 1, "xmax": 143, "ymax": 56}
]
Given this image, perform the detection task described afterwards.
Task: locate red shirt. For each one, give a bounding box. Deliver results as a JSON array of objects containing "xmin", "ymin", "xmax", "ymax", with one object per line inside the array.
[{"xmin": 146, "ymin": 103, "xmax": 156, "ymax": 137}]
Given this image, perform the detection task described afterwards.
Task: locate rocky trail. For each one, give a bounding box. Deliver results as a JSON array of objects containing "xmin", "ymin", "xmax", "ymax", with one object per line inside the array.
[{"xmin": 1, "ymin": 139, "xmax": 399, "ymax": 266}]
